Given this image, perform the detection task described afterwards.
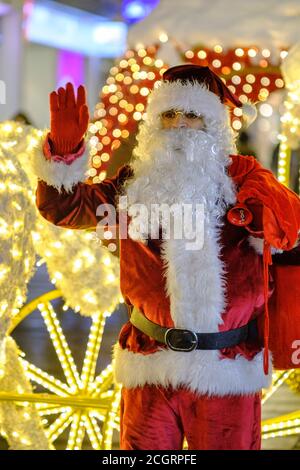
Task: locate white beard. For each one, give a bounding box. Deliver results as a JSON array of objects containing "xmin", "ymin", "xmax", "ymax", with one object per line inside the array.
[
  {"xmin": 122, "ymin": 122, "xmax": 238, "ymax": 331},
  {"xmin": 124, "ymin": 124, "xmax": 237, "ymax": 244}
]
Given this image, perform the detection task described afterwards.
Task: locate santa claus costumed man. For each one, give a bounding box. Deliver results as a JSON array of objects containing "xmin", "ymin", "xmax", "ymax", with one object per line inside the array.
[{"xmin": 33, "ymin": 65, "xmax": 300, "ymax": 450}]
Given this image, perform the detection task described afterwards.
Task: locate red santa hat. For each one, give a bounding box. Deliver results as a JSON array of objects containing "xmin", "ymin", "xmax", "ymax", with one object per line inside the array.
[{"xmin": 146, "ymin": 64, "xmax": 257, "ymax": 127}]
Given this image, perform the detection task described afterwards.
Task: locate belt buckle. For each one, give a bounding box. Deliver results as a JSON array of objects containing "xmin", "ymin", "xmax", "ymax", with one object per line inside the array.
[{"xmin": 165, "ymin": 328, "xmax": 198, "ymax": 352}]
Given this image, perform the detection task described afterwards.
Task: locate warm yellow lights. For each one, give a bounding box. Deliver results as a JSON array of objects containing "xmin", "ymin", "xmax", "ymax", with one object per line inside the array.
[
  {"xmin": 277, "ymin": 72, "xmax": 300, "ymax": 186},
  {"xmin": 243, "ymin": 84, "xmax": 252, "ymax": 94},
  {"xmin": 214, "ymin": 45, "xmax": 223, "ymax": 53},
  {"xmin": 232, "ymin": 62, "xmax": 242, "ymax": 71},
  {"xmin": 212, "ymin": 59, "xmax": 221, "ymax": 68},
  {"xmin": 1, "ymin": 291, "xmax": 122, "ymax": 449},
  {"xmin": 259, "ymin": 103, "xmax": 273, "ymax": 117},
  {"xmin": 280, "ymin": 50, "xmax": 288, "ymax": 60},
  {"xmin": 246, "ymin": 74, "xmax": 255, "ymax": 84},
  {"xmin": 197, "ymin": 50, "xmax": 207, "ymax": 59},
  {"xmin": 248, "ymin": 48, "xmax": 257, "ymax": 57},
  {"xmin": 235, "ymin": 48, "xmax": 244, "ymax": 57},
  {"xmin": 137, "ymin": 48, "xmax": 146, "ymax": 57},
  {"xmin": 232, "ymin": 120, "xmax": 242, "ymax": 130},
  {"xmin": 159, "ymin": 33, "xmax": 168, "ymax": 43},
  {"xmin": 185, "ymin": 50, "xmax": 194, "ymax": 59},
  {"xmin": 140, "ymin": 87, "xmax": 150, "ymax": 96},
  {"xmin": 143, "ymin": 56, "xmax": 152, "ymax": 66},
  {"xmin": 258, "ymin": 88, "xmax": 269, "ymax": 101}
]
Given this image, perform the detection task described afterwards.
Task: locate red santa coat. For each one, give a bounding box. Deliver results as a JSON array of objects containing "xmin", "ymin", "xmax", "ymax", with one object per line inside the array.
[{"xmin": 34, "ymin": 137, "xmax": 300, "ymax": 396}]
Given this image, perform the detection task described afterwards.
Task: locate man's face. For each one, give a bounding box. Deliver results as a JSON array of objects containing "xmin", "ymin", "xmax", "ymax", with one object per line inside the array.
[{"xmin": 160, "ymin": 109, "xmax": 206, "ymax": 130}]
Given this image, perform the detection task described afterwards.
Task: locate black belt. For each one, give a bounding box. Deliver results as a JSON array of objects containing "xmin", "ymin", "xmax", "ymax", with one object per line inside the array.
[{"xmin": 130, "ymin": 306, "xmax": 258, "ymax": 352}]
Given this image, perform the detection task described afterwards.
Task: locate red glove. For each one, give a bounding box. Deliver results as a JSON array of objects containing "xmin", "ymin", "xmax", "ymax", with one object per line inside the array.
[
  {"xmin": 227, "ymin": 203, "xmax": 253, "ymax": 226},
  {"xmin": 49, "ymin": 82, "xmax": 89, "ymax": 155}
]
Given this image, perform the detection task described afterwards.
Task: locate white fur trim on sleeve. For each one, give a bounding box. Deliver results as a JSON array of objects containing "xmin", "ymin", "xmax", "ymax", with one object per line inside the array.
[
  {"xmin": 30, "ymin": 130, "xmax": 90, "ymax": 193},
  {"xmin": 248, "ymin": 236, "xmax": 283, "ymax": 255}
]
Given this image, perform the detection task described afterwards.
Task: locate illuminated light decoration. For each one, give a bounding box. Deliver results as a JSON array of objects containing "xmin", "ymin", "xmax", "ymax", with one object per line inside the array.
[
  {"xmin": 140, "ymin": 87, "xmax": 150, "ymax": 96},
  {"xmin": 185, "ymin": 50, "xmax": 194, "ymax": 59},
  {"xmin": 137, "ymin": 48, "xmax": 146, "ymax": 57},
  {"xmin": 212, "ymin": 59, "xmax": 221, "ymax": 68},
  {"xmin": 112, "ymin": 138, "xmax": 121, "ymax": 149},
  {"xmin": 258, "ymin": 88, "xmax": 269, "ymax": 101},
  {"xmin": 154, "ymin": 59, "xmax": 164, "ymax": 68},
  {"xmin": 277, "ymin": 59, "xmax": 300, "ymax": 187},
  {"xmin": 118, "ymin": 113, "xmax": 128, "ymax": 123},
  {"xmin": 133, "ymin": 111, "xmax": 142, "ymax": 120},
  {"xmin": 275, "ymin": 78, "xmax": 284, "ymax": 88},
  {"xmin": 88, "ymin": 168, "xmax": 97, "ymax": 177},
  {"xmin": 214, "ymin": 45, "xmax": 223, "ymax": 53},
  {"xmin": 262, "ymin": 49, "xmax": 271, "ymax": 58},
  {"xmin": 159, "ymin": 32, "xmax": 168, "ymax": 43},
  {"xmin": 259, "ymin": 103, "xmax": 273, "ymax": 117},
  {"xmin": 248, "ymin": 48, "xmax": 257, "ymax": 57},
  {"xmin": 139, "ymin": 70, "xmax": 148, "ymax": 79},
  {"xmin": 102, "ymin": 136, "xmax": 111, "ymax": 146},
  {"xmin": 143, "ymin": 56, "xmax": 153, "ymax": 65},
  {"xmin": 262, "ymin": 411, "xmax": 300, "ymax": 440},
  {"xmin": 232, "ymin": 62, "xmax": 242, "ymax": 71},
  {"xmin": 131, "ymin": 63, "xmax": 140, "ymax": 72},
  {"xmin": 115, "ymin": 74, "xmax": 125, "ymax": 83},
  {"xmin": 235, "ymin": 48, "xmax": 244, "ymax": 57},
  {"xmin": 221, "ymin": 66, "xmax": 231, "ymax": 75},
  {"xmin": 280, "ymin": 50, "xmax": 289, "ymax": 59},
  {"xmin": 243, "ymin": 84, "xmax": 253, "ymax": 94},
  {"xmin": 262, "ymin": 370, "xmax": 294, "ymax": 404},
  {"xmin": 0, "ymin": 291, "xmax": 122, "ymax": 449},
  {"xmin": 110, "ymin": 66, "xmax": 119, "ymax": 74},
  {"xmin": 99, "ymin": 171, "xmax": 107, "ymax": 181},
  {"xmin": 24, "ymin": 1, "xmax": 127, "ymax": 57},
  {"xmin": 246, "ymin": 74, "xmax": 255, "ymax": 84},
  {"xmin": 129, "ymin": 84, "xmax": 139, "ymax": 94},
  {"xmin": 135, "ymin": 103, "xmax": 145, "ymax": 111},
  {"xmin": 239, "ymin": 94, "xmax": 248, "ymax": 103},
  {"xmin": 227, "ymin": 85, "xmax": 236, "ymax": 94},
  {"xmin": 260, "ymin": 370, "xmax": 300, "ymax": 441},
  {"xmin": 0, "ymin": 122, "xmax": 53, "ymax": 449},
  {"xmin": 232, "ymin": 120, "xmax": 242, "ymax": 130},
  {"xmin": 233, "ymin": 108, "xmax": 243, "ymax": 117},
  {"xmin": 125, "ymin": 49, "xmax": 135, "ymax": 58},
  {"xmin": 232, "ymin": 75, "xmax": 241, "ymax": 85},
  {"xmin": 259, "ymin": 59, "xmax": 269, "ymax": 68},
  {"xmin": 286, "ymin": 370, "xmax": 300, "ymax": 394},
  {"xmin": 197, "ymin": 50, "xmax": 207, "ymax": 59}
]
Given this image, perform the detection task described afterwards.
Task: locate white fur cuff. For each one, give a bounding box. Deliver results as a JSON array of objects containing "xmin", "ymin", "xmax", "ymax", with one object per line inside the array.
[{"xmin": 31, "ymin": 130, "xmax": 90, "ymax": 193}]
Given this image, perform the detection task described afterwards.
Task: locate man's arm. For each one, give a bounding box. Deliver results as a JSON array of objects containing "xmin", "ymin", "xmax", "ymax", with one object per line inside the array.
[
  {"xmin": 33, "ymin": 82, "xmax": 132, "ymax": 230},
  {"xmin": 35, "ymin": 157, "xmax": 131, "ymax": 230},
  {"xmin": 228, "ymin": 154, "xmax": 300, "ymax": 251}
]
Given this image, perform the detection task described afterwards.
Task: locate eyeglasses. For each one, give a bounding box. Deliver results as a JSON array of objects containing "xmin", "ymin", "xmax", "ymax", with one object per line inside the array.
[{"xmin": 160, "ymin": 109, "xmax": 203, "ymax": 121}]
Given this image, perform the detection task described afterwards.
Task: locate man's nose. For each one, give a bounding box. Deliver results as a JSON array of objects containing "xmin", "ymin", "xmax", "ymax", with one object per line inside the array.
[{"xmin": 171, "ymin": 114, "xmax": 187, "ymax": 128}]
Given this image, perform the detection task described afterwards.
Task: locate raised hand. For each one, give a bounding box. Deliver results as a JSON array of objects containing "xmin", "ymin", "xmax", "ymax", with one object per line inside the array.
[{"xmin": 49, "ymin": 82, "xmax": 89, "ymax": 155}]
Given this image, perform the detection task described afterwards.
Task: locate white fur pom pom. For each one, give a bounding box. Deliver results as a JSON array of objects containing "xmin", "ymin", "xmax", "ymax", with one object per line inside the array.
[{"xmin": 242, "ymin": 102, "xmax": 257, "ymax": 127}]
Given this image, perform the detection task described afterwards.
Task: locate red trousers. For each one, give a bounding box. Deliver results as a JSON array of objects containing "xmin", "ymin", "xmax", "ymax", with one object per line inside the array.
[{"xmin": 120, "ymin": 385, "xmax": 261, "ymax": 450}]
